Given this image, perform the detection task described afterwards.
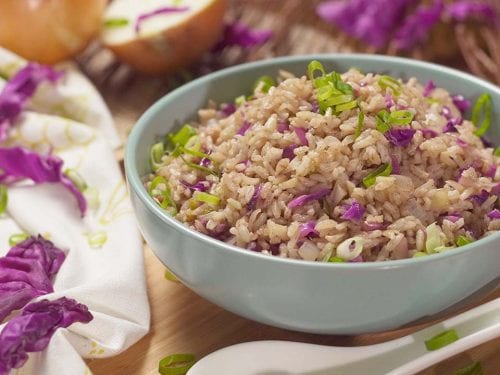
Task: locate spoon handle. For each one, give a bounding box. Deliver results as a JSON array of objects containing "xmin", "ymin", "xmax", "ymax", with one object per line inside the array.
[{"xmin": 188, "ymin": 298, "xmax": 500, "ymax": 375}]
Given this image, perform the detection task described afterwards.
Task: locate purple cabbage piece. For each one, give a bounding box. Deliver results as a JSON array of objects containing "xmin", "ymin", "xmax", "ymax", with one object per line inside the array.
[
  {"xmin": 0, "ymin": 147, "xmax": 87, "ymax": 216},
  {"xmin": 385, "ymin": 94, "xmax": 395, "ymax": 109},
  {"xmin": 468, "ymin": 190, "xmax": 489, "ymax": 205},
  {"xmin": 442, "ymin": 213, "xmax": 461, "ymax": 223},
  {"xmin": 456, "ymin": 138, "xmax": 468, "ymax": 148},
  {"xmin": 298, "ymin": 221, "xmax": 319, "ymax": 239},
  {"xmin": 423, "ymin": 80, "xmax": 437, "ymax": 97},
  {"xmin": 421, "ymin": 128, "xmax": 438, "ymax": 138},
  {"xmin": 484, "ymin": 165, "xmax": 497, "ymax": 179},
  {"xmin": 220, "ymin": 103, "xmax": 236, "ymax": 117},
  {"xmin": 282, "ymin": 144, "xmax": 298, "ymax": 160},
  {"xmin": 236, "ymin": 121, "xmax": 252, "ymax": 136},
  {"xmin": 180, "ymin": 180, "xmax": 209, "ymax": 192},
  {"xmin": 443, "ymin": 120, "xmax": 458, "ymax": 133},
  {"xmin": 441, "ymin": 106, "xmax": 452, "ymax": 119},
  {"xmin": 0, "ymin": 236, "xmax": 65, "ymax": 323},
  {"xmin": 135, "ymin": 6, "xmax": 189, "ymax": 33},
  {"xmin": 341, "ymin": 200, "xmax": 365, "ymax": 221},
  {"xmin": 446, "ymin": 1, "xmax": 497, "ymax": 22},
  {"xmin": 492, "ymin": 183, "xmax": 500, "ymax": 195},
  {"xmin": 288, "ymin": 188, "xmax": 330, "ymax": 209},
  {"xmin": 200, "ymin": 157, "xmax": 211, "ymax": 168},
  {"xmin": 0, "ymin": 297, "xmax": 93, "ymax": 374},
  {"xmin": 394, "ymin": 0, "xmax": 444, "ymax": 50},
  {"xmin": 294, "ymin": 127, "xmax": 308, "ymax": 146},
  {"xmin": 487, "ymin": 209, "xmax": 500, "ymax": 219},
  {"xmin": 362, "ymin": 221, "xmax": 386, "ymax": 231},
  {"xmin": 211, "ymin": 21, "xmax": 273, "ymax": 52},
  {"xmin": 311, "ymin": 101, "xmax": 320, "ymax": 113},
  {"xmin": 0, "ymin": 63, "xmax": 63, "ymax": 141},
  {"xmin": 247, "ymin": 184, "xmax": 262, "ymax": 211},
  {"xmin": 390, "ymin": 154, "xmax": 401, "ymax": 174},
  {"xmin": 451, "ymin": 94, "xmax": 471, "ymax": 113},
  {"xmin": 316, "ymin": 0, "xmax": 413, "ymax": 48},
  {"xmin": 385, "ymin": 128, "xmax": 416, "ymax": 147},
  {"xmin": 277, "ymin": 121, "xmax": 289, "ymax": 133}
]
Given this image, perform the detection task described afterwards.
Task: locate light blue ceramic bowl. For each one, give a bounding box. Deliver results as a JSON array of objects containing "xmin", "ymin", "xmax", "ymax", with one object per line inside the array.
[{"xmin": 126, "ymin": 54, "xmax": 500, "ymax": 334}]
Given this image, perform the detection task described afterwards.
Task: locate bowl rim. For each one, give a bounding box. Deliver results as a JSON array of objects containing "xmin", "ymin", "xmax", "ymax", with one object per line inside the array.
[{"xmin": 125, "ymin": 53, "xmax": 500, "ymax": 269}]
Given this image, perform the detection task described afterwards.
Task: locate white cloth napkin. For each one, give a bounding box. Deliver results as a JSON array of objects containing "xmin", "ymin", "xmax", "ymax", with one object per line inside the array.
[{"xmin": 0, "ymin": 47, "xmax": 150, "ymax": 374}]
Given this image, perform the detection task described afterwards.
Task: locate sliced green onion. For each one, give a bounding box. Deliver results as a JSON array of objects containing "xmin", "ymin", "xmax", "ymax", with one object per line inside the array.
[
  {"xmin": 8, "ymin": 233, "xmax": 29, "ymax": 247},
  {"xmin": 179, "ymin": 146, "xmax": 213, "ymax": 161},
  {"xmin": 378, "ymin": 75, "xmax": 401, "ymax": 95},
  {"xmin": 104, "ymin": 18, "xmax": 129, "ymax": 28},
  {"xmin": 454, "ymin": 361, "xmax": 483, "ymax": 375},
  {"xmin": 167, "ymin": 124, "xmax": 197, "ymax": 156},
  {"xmin": 83, "ymin": 187, "xmax": 100, "ymax": 210},
  {"xmin": 354, "ymin": 111, "xmax": 364, "ymax": 139},
  {"xmin": 164, "ymin": 268, "xmax": 179, "ymax": 282},
  {"xmin": 494, "ymin": 147, "xmax": 500, "ymax": 157},
  {"xmin": 388, "ymin": 110, "xmax": 414, "ymax": 125},
  {"xmin": 159, "ymin": 353, "xmax": 196, "ymax": 375},
  {"xmin": 180, "ymin": 156, "xmax": 218, "ymax": 176},
  {"xmin": 150, "ymin": 142, "xmax": 165, "ymax": 171},
  {"xmin": 376, "ymin": 109, "xmax": 391, "ymax": 133},
  {"xmin": 0, "ymin": 184, "xmax": 7, "ymax": 214},
  {"xmin": 426, "ymin": 222, "xmax": 445, "ymax": 253},
  {"xmin": 88, "ymin": 231, "xmax": 108, "ymax": 248},
  {"xmin": 426, "ymin": 98, "xmax": 440, "ymax": 105},
  {"xmin": 335, "ymin": 99, "xmax": 358, "ymax": 112},
  {"xmin": 193, "ymin": 192, "xmax": 220, "ymax": 206},
  {"xmin": 64, "ymin": 169, "xmax": 87, "ymax": 192},
  {"xmin": 308, "ymin": 60, "xmax": 326, "ymax": 81},
  {"xmin": 472, "ymin": 93, "xmax": 492, "ymax": 137},
  {"xmin": 362, "ymin": 163, "xmax": 392, "ymax": 188},
  {"xmin": 252, "ymin": 75, "xmax": 275, "ymax": 94},
  {"xmin": 235, "ymin": 95, "xmax": 246, "ymax": 106},
  {"xmin": 184, "ymin": 135, "xmax": 201, "ymax": 152},
  {"xmin": 412, "ymin": 251, "xmax": 428, "ymax": 258},
  {"xmin": 149, "ymin": 176, "xmax": 177, "ymax": 214},
  {"xmin": 323, "ymin": 94, "xmax": 353, "ymax": 107},
  {"xmin": 328, "ymin": 256, "xmax": 345, "ymax": 263},
  {"xmin": 456, "ymin": 235, "xmax": 473, "ymax": 247},
  {"xmin": 425, "ymin": 329, "xmax": 459, "ymax": 351}
]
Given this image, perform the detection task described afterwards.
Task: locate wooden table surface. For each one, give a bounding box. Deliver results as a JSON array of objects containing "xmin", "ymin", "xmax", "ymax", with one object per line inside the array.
[{"xmin": 82, "ymin": 1, "xmax": 500, "ymax": 373}]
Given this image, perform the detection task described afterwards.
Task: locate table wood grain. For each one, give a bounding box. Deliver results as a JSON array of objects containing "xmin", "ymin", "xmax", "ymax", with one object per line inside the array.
[{"xmin": 82, "ymin": 1, "xmax": 500, "ymax": 373}]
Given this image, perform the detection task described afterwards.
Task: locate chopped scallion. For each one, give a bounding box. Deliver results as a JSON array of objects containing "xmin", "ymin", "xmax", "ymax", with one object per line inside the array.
[
  {"xmin": 159, "ymin": 353, "xmax": 196, "ymax": 375},
  {"xmin": 328, "ymin": 256, "xmax": 345, "ymax": 263},
  {"xmin": 104, "ymin": 18, "xmax": 129, "ymax": 28},
  {"xmin": 252, "ymin": 75, "xmax": 275, "ymax": 94},
  {"xmin": 8, "ymin": 233, "xmax": 29, "ymax": 247},
  {"xmin": 180, "ymin": 156, "xmax": 218, "ymax": 176},
  {"xmin": 456, "ymin": 235, "xmax": 473, "ymax": 247},
  {"xmin": 308, "ymin": 60, "xmax": 326, "ymax": 81},
  {"xmin": 235, "ymin": 95, "xmax": 246, "ymax": 106},
  {"xmin": 0, "ymin": 184, "xmax": 7, "ymax": 214},
  {"xmin": 150, "ymin": 142, "xmax": 165, "ymax": 171},
  {"xmin": 335, "ymin": 99, "xmax": 358, "ymax": 112},
  {"xmin": 193, "ymin": 192, "xmax": 220, "ymax": 206},
  {"xmin": 425, "ymin": 329, "xmax": 459, "ymax": 351},
  {"xmin": 412, "ymin": 252, "xmax": 428, "ymax": 258},
  {"xmin": 472, "ymin": 93, "xmax": 492, "ymax": 137},
  {"xmin": 378, "ymin": 75, "xmax": 401, "ymax": 96},
  {"xmin": 167, "ymin": 124, "xmax": 197, "ymax": 156},
  {"xmin": 376, "ymin": 109, "xmax": 391, "ymax": 133},
  {"xmin": 362, "ymin": 163, "xmax": 392, "ymax": 188},
  {"xmin": 179, "ymin": 146, "xmax": 213, "ymax": 161},
  {"xmin": 354, "ymin": 111, "xmax": 364, "ymax": 139},
  {"xmin": 495, "ymin": 147, "xmax": 500, "ymax": 157},
  {"xmin": 149, "ymin": 176, "xmax": 177, "ymax": 215},
  {"xmin": 388, "ymin": 110, "xmax": 414, "ymax": 125}
]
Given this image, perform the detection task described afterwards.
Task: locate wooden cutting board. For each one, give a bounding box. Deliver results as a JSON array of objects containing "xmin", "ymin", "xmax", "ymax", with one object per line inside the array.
[{"xmin": 81, "ymin": 1, "xmax": 500, "ymax": 373}]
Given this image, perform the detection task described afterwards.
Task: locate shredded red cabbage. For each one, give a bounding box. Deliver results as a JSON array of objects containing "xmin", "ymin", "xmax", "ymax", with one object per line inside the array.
[
  {"xmin": 446, "ymin": 1, "xmax": 496, "ymax": 22},
  {"xmin": 237, "ymin": 121, "xmax": 252, "ymax": 136},
  {"xmin": 341, "ymin": 200, "xmax": 365, "ymax": 221},
  {"xmin": 269, "ymin": 244, "xmax": 280, "ymax": 256},
  {"xmin": 0, "ymin": 236, "xmax": 65, "ymax": 323},
  {"xmin": 0, "ymin": 63, "xmax": 63, "ymax": 141},
  {"xmin": 211, "ymin": 21, "xmax": 273, "ymax": 52},
  {"xmin": 390, "ymin": 154, "xmax": 401, "ymax": 174},
  {"xmin": 199, "ymin": 157, "xmax": 211, "ymax": 168},
  {"xmin": 423, "ymin": 80, "xmax": 437, "ymax": 97},
  {"xmin": 385, "ymin": 94, "xmax": 395, "ymax": 109},
  {"xmin": 311, "ymin": 101, "xmax": 320, "ymax": 113},
  {"xmin": 277, "ymin": 121, "xmax": 289, "ymax": 133},
  {"xmin": 298, "ymin": 221, "xmax": 319, "ymax": 239},
  {"xmin": 492, "ymin": 183, "xmax": 500, "ymax": 195},
  {"xmin": 442, "ymin": 213, "xmax": 461, "ymax": 223},
  {"xmin": 282, "ymin": 144, "xmax": 298, "ymax": 160},
  {"xmin": 421, "ymin": 128, "xmax": 438, "ymax": 138},
  {"xmin": 288, "ymin": 188, "xmax": 330, "ymax": 209},
  {"xmin": 441, "ymin": 106, "xmax": 452, "ymax": 119},
  {"xmin": 456, "ymin": 138, "xmax": 468, "ymax": 148},
  {"xmin": 451, "ymin": 94, "xmax": 471, "ymax": 113},
  {"xmin": 0, "ymin": 147, "xmax": 87, "ymax": 216},
  {"xmin": 135, "ymin": 6, "xmax": 189, "ymax": 33},
  {"xmin": 484, "ymin": 165, "xmax": 496, "ymax": 179},
  {"xmin": 294, "ymin": 127, "xmax": 308, "ymax": 146},
  {"xmin": 468, "ymin": 190, "xmax": 489, "ymax": 205},
  {"xmin": 247, "ymin": 184, "xmax": 262, "ymax": 211},
  {"xmin": 487, "ymin": 209, "xmax": 500, "ymax": 219},
  {"xmin": 180, "ymin": 180, "xmax": 209, "ymax": 192},
  {"xmin": 443, "ymin": 121, "xmax": 458, "ymax": 133},
  {"xmin": 220, "ymin": 103, "xmax": 236, "ymax": 117},
  {"xmin": 394, "ymin": 1, "xmax": 444, "ymax": 50},
  {"xmin": 0, "ymin": 297, "xmax": 93, "ymax": 374},
  {"xmin": 385, "ymin": 128, "xmax": 416, "ymax": 147}
]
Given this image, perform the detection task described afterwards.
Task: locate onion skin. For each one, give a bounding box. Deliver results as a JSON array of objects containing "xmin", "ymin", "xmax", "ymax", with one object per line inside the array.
[{"xmin": 0, "ymin": 0, "xmax": 106, "ymax": 64}]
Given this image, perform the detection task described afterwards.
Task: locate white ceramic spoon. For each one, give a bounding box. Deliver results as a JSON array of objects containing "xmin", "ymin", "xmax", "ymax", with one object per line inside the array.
[{"xmin": 188, "ymin": 298, "xmax": 500, "ymax": 375}]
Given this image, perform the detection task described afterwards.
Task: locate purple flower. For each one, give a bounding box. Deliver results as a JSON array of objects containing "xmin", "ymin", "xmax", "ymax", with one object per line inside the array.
[
  {"xmin": 0, "ymin": 147, "xmax": 87, "ymax": 216},
  {"xmin": 423, "ymin": 80, "xmax": 437, "ymax": 97},
  {"xmin": 341, "ymin": 200, "xmax": 365, "ymax": 221},
  {"xmin": 247, "ymin": 184, "xmax": 262, "ymax": 211},
  {"xmin": 487, "ymin": 209, "xmax": 500, "ymax": 219},
  {"xmin": 135, "ymin": 6, "xmax": 189, "ymax": 33},
  {"xmin": 446, "ymin": 1, "xmax": 497, "ymax": 22},
  {"xmin": 211, "ymin": 21, "xmax": 273, "ymax": 52},
  {"xmin": 298, "ymin": 221, "xmax": 319, "ymax": 239},
  {"xmin": 394, "ymin": 0, "xmax": 444, "ymax": 50},
  {"xmin": 236, "ymin": 120, "xmax": 252, "ymax": 136},
  {"xmin": 288, "ymin": 188, "xmax": 330, "ymax": 209},
  {"xmin": 0, "ymin": 236, "xmax": 65, "ymax": 323},
  {"xmin": 0, "ymin": 297, "xmax": 92, "ymax": 374},
  {"xmin": 468, "ymin": 190, "xmax": 489, "ymax": 205},
  {"xmin": 385, "ymin": 128, "xmax": 416, "ymax": 147},
  {"xmin": 282, "ymin": 144, "xmax": 298, "ymax": 160},
  {"xmin": 451, "ymin": 94, "xmax": 471, "ymax": 113}
]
